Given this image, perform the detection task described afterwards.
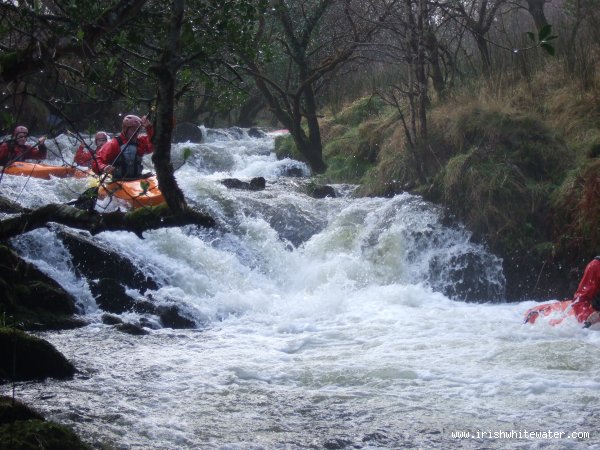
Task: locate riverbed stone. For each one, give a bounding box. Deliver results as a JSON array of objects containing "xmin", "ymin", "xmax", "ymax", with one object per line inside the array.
[
  {"xmin": 0, "ymin": 419, "xmax": 92, "ymax": 450},
  {"xmin": 0, "ymin": 328, "xmax": 76, "ymax": 382},
  {"xmin": 0, "ymin": 245, "xmax": 85, "ymax": 331}
]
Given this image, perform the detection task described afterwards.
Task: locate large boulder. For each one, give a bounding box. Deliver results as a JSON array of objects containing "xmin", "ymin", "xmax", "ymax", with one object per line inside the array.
[
  {"xmin": 0, "ymin": 328, "xmax": 76, "ymax": 382},
  {"xmin": 0, "ymin": 245, "xmax": 84, "ymax": 331},
  {"xmin": 172, "ymin": 122, "xmax": 204, "ymax": 143},
  {"xmin": 0, "ymin": 395, "xmax": 91, "ymax": 449},
  {"xmin": 305, "ymin": 184, "xmax": 337, "ymax": 199},
  {"xmin": 58, "ymin": 229, "xmax": 159, "ymax": 294},
  {"xmin": 221, "ymin": 177, "xmax": 266, "ymax": 191}
]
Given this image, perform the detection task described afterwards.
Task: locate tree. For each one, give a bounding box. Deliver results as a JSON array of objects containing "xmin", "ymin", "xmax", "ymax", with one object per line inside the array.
[
  {"xmin": 439, "ymin": 0, "xmax": 509, "ymax": 74},
  {"xmin": 0, "ymin": 0, "xmax": 262, "ymax": 237},
  {"xmin": 241, "ymin": 0, "xmax": 388, "ymax": 174}
]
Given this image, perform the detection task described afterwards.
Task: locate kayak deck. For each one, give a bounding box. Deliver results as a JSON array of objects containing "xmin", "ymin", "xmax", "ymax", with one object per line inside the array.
[
  {"xmin": 3, "ymin": 161, "xmax": 82, "ymax": 179},
  {"xmin": 98, "ymin": 175, "xmax": 164, "ymax": 208},
  {"xmin": 524, "ymin": 299, "xmax": 600, "ymax": 327}
]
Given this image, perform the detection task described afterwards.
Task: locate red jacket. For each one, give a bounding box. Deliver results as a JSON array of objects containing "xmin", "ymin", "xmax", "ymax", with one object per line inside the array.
[
  {"xmin": 571, "ymin": 258, "xmax": 600, "ymax": 322},
  {"xmin": 92, "ymin": 126, "xmax": 154, "ymax": 174},
  {"xmin": 74, "ymin": 144, "xmax": 96, "ymax": 167},
  {"xmin": 573, "ymin": 258, "xmax": 600, "ymax": 303},
  {"xmin": 0, "ymin": 140, "xmax": 47, "ymax": 166}
]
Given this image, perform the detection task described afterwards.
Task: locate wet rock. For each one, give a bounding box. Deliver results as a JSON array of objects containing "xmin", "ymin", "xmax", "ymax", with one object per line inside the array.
[
  {"xmin": 0, "ymin": 396, "xmax": 44, "ymax": 424},
  {"xmin": 280, "ymin": 165, "xmax": 306, "ymax": 177},
  {"xmin": 115, "ymin": 322, "xmax": 148, "ymax": 336},
  {"xmin": 172, "ymin": 122, "xmax": 204, "ymax": 143},
  {"xmin": 428, "ymin": 252, "xmax": 505, "ymax": 302},
  {"xmin": 0, "ymin": 419, "xmax": 92, "ymax": 450},
  {"xmin": 221, "ymin": 177, "xmax": 266, "ymax": 191},
  {"xmin": 305, "ymin": 184, "xmax": 336, "ymax": 199},
  {"xmin": 19, "ymin": 281, "xmax": 77, "ymax": 315},
  {"xmin": 58, "ymin": 229, "xmax": 159, "ymax": 294},
  {"xmin": 101, "ymin": 313, "xmax": 123, "ymax": 326},
  {"xmin": 157, "ymin": 305, "xmax": 196, "ymax": 329},
  {"xmin": 248, "ymin": 127, "xmax": 266, "ymax": 138},
  {"xmin": 263, "ymin": 204, "xmax": 327, "ymax": 248},
  {"xmin": 90, "ymin": 278, "xmax": 136, "ymax": 314},
  {"xmin": 228, "ymin": 127, "xmax": 246, "ymax": 139},
  {"xmin": 0, "ymin": 328, "xmax": 76, "ymax": 382},
  {"xmin": 0, "ymin": 245, "xmax": 84, "ymax": 331}
]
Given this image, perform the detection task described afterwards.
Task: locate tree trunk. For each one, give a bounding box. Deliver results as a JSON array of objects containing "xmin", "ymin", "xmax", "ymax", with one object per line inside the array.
[
  {"xmin": 475, "ymin": 34, "xmax": 492, "ymax": 74},
  {"xmin": 150, "ymin": 0, "xmax": 187, "ymax": 215},
  {"xmin": 237, "ymin": 93, "xmax": 266, "ymax": 127},
  {"xmin": 300, "ymin": 79, "xmax": 326, "ymax": 174},
  {"xmin": 525, "ymin": 0, "xmax": 549, "ymax": 31},
  {"xmin": 0, "ymin": 202, "xmax": 214, "ymax": 241}
]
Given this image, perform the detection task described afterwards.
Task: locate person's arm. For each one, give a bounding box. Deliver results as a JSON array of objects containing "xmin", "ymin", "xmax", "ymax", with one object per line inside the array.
[
  {"xmin": 574, "ymin": 259, "xmax": 600, "ymax": 303},
  {"xmin": 93, "ymin": 140, "xmax": 117, "ymax": 174},
  {"xmin": 139, "ymin": 116, "xmax": 154, "ymax": 154},
  {"xmin": 0, "ymin": 142, "xmax": 9, "ymax": 166},
  {"xmin": 74, "ymin": 144, "xmax": 91, "ymax": 166},
  {"xmin": 138, "ymin": 134, "xmax": 154, "ymax": 155},
  {"xmin": 28, "ymin": 137, "xmax": 47, "ymax": 160}
]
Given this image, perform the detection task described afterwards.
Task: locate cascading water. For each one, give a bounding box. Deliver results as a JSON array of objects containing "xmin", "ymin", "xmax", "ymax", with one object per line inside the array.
[{"xmin": 1, "ymin": 129, "xmax": 599, "ymax": 449}]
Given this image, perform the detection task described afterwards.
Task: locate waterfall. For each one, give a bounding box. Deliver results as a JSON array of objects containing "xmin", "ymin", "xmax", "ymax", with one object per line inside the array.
[{"xmin": 2, "ymin": 128, "xmax": 597, "ymax": 450}]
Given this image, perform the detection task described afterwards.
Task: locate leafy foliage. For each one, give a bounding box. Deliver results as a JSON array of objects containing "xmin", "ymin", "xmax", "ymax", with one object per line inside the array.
[
  {"xmin": 527, "ymin": 24, "xmax": 559, "ymax": 56},
  {"xmin": 0, "ymin": 0, "xmax": 266, "ymax": 131}
]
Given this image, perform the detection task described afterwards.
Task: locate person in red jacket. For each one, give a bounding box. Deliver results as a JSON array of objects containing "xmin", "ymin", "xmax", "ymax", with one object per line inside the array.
[
  {"xmin": 570, "ymin": 256, "xmax": 600, "ymax": 325},
  {"xmin": 93, "ymin": 114, "xmax": 154, "ymax": 179},
  {"xmin": 73, "ymin": 131, "xmax": 109, "ymax": 167},
  {"xmin": 0, "ymin": 125, "xmax": 47, "ymax": 166}
]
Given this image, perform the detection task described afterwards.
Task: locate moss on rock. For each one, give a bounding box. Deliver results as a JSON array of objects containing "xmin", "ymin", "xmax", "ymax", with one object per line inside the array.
[
  {"xmin": 0, "ymin": 328, "xmax": 75, "ymax": 382},
  {"xmin": 0, "ymin": 245, "xmax": 85, "ymax": 331},
  {"xmin": 0, "ymin": 396, "xmax": 44, "ymax": 425},
  {"xmin": 0, "ymin": 419, "xmax": 91, "ymax": 450}
]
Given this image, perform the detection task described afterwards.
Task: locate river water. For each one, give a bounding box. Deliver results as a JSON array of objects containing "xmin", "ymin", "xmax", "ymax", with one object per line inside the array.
[{"xmin": 1, "ymin": 129, "xmax": 599, "ymax": 449}]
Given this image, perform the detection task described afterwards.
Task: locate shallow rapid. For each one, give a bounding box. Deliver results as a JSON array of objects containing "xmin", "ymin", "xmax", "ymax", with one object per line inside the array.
[{"xmin": 2, "ymin": 129, "xmax": 599, "ymax": 449}]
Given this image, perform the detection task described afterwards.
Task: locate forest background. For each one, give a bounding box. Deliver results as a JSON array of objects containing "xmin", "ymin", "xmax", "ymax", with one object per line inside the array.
[{"xmin": 1, "ymin": 0, "xmax": 600, "ymax": 301}]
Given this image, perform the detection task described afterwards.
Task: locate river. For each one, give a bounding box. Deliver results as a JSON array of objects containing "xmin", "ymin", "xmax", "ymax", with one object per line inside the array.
[{"xmin": 1, "ymin": 128, "xmax": 599, "ymax": 449}]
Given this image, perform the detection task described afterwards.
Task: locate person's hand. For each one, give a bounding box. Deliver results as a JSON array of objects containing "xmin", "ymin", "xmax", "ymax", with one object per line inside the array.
[
  {"xmin": 39, "ymin": 136, "xmax": 46, "ymax": 145},
  {"xmin": 140, "ymin": 115, "xmax": 151, "ymax": 128},
  {"xmin": 103, "ymin": 165, "xmax": 115, "ymax": 174}
]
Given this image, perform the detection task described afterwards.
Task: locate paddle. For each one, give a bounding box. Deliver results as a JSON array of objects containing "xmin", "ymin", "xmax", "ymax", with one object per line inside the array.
[{"xmin": 71, "ymin": 117, "xmax": 147, "ymax": 211}]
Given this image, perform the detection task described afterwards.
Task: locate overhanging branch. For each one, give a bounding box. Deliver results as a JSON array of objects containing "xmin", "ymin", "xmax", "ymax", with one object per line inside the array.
[{"xmin": 0, "ymin": 203, "xmax": 215, "ymax": 241}]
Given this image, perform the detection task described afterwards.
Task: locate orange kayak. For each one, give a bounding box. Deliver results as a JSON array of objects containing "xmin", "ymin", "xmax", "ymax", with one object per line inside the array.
[
  {"xmin": 98, "ymin": 175, "xmax": 165, "ymax": 209},
  {"xmin": 3, "ymin": 161, "xmax": 82, "ymax": 179},
  {"xmin": 524, "ymin": 299, "xmax": 600, "ymax": 327}
]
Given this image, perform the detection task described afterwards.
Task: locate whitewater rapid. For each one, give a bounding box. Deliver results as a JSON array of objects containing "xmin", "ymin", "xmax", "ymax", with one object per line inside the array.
[{"xmin": 2, "ymin": 129, "xmax": 599, "ymax": 449}]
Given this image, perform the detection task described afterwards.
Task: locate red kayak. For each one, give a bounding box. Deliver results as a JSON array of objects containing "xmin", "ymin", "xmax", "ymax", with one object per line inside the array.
[
  {"xmin": 524, "ymin": 299, "xmax": 600, "ymax": 327},
  {"xmin": 3, "ymin": 161, "xmax": 82, "ymax": 179},
  {"xmin": 98, "ymin": 174, "xmax": 165, "ymax": 209}
]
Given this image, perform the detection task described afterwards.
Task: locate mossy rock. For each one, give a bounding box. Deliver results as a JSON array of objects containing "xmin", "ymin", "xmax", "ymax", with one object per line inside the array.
[
  {"xmin": 0, "ymin": 328, "xmax": 75, "ymax": 382},
  {"xmin": 0, "ymin": 245, "xmax": 83, "ymax": 331},
  {"xmin": 0, "ymin": 396, "xmax": 44, "ymax": 425},
  {"xmin": 0, "ymin": 419, "xmax": 91, "ymax": 450},
  {"xmin": 332, "ymin": 97, "xmax": 388, "ymax": 127},
  {"xmin": 273, "ymin": 134, "xmax": 305, "ymax": 162}
]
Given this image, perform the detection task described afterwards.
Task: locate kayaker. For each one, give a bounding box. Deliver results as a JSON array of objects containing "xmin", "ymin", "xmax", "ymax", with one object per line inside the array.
[
  {"xmin": 570, "ymin": 256, "xmax": 600, "ymax": 325},
  {"xmin": 74, "ymin": 131, "xmax": 109, "ymax": 167},
  {"xmin": 93, "ymin": 114, "xmax": 154, "ymax": 179},
  {"xmin": 0, "ymin": 125, "xmax": 47, "ymax": 166}
]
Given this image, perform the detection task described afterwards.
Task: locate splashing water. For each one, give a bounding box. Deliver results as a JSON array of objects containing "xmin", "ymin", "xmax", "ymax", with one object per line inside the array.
[{"xmin": 3, "ymin": 129, "xmax": 599, "ymax": 449}]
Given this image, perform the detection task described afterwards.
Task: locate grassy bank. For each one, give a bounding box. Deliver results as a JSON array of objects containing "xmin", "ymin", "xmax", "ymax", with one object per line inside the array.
[{"xmin": 276, "ymin": 58, "xmax": 600, "ymax": 300}]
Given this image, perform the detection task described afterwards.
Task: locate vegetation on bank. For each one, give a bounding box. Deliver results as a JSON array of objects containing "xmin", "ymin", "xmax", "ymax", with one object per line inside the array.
[
  {"xmin": 0, "ymin": 244, "xmax": 88, "ymax": 449},
  {"xmin": 275, "ymin": 58, "xmax": 600, "ymax": 300},
  {"xmin": 0, "ymin": 396, "xmax": 91, "ymax": 450}
]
